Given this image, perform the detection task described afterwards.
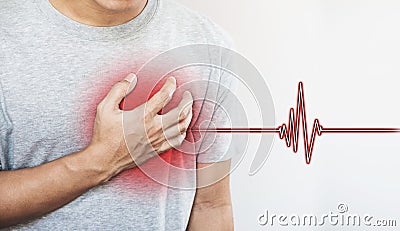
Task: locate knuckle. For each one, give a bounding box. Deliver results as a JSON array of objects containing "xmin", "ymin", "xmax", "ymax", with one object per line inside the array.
[
  {"xmin": 113, "ymin": 85, "xmax": 124, "ymax": 94},
  {"xmin": 154, "ymin": 118, "xmax": 162, "ymax": 130},
  {"xmin": 179, "ymin": 111, "xmax": 187, "ymax": 121},
  {"xmin": 111, "ymin": 82, "xmax": 121, "ymax": 91},
  {"xmin": 117, "ymin": 80, "xmax": 129, "ymax": 88},
  {"xmin": 148, "ymin": 125, "xmax": 162, "ymax": 138},
  {"xmin": 154, "ymin": 123, "xmax": 162, "ymax": 134},
  {"xmin": 113, "ymin": 82, "xmax": 128, "ymax": 93},
  {"xmin": 179, "ymin": 123, "xmax": 187, "ymax": 133},
  {"xmin": 145, "ymin": 101, "xmax": 156, "ymax": 113},
  {"xmin": 160, "ymin": 90, "xmax": 171, "ymax": 102},
  {"xmin": 156, "ymin": 97, "xmax": 167, "ymax": 108},
  {"xmin": 144, "ymin": 113, "xmax": 153, "ymax": 123},
  {"xmin": 146, "ymin": 126, "xmax": 156, "ymax": 137}
]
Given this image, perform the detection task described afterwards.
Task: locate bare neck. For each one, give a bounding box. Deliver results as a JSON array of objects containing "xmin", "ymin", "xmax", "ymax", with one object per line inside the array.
[{"xmin": 49, "ymin": 0, "xmax": 148, "ymax": 27}]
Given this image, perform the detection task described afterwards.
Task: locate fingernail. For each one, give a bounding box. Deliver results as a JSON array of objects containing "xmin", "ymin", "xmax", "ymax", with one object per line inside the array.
[
  {"xmin": 168, "ymin": 76, "xmax": 176, "ymax": 85},
  {"xmin": 166, "ymin": 78, "xmax": 176, "ymax": 97},
  {"xmin": 184, "ymin": 91, "xmax": 192, "ymax": 99},
  {"xmin": 124, "ymin": 73, "xmax": 137, "ymax": 83}
]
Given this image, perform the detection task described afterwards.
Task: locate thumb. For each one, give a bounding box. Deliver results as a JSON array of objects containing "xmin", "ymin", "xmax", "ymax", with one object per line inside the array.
[
  {"xmin": 125, "ymin": 73, "xmax": 138, "ymax": 95},
  {"xmin": 105, "ymin": 73, "xmax": 138, "ymax": 110}
]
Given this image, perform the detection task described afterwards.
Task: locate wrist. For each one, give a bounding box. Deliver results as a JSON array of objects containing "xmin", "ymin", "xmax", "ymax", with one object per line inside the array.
[{"xmin": 63, "ymin": 144, "xmax": 113, "ymax": 185}]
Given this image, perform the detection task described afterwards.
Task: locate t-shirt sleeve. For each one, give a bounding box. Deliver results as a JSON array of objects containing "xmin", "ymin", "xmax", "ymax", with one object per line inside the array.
[
  {"xmin": 0, "ymin": 31, "xmax": 12, "ymax": 171},
  {"xmin": 196, "ymin": 69, "xmax": 239, "ymax": 163},
  {"xmin": 191, "ymin": 19, "xmax": 241, "ymax": 164},
  {"xmin": 0, "ymin": 78, "xmax": 11, "ymax": 171}
]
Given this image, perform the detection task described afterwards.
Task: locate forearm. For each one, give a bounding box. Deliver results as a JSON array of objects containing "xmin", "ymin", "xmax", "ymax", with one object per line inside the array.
[
  {"xmin": 0, "ymin": 75, "xmax": 188, "ymax": 228},
  {"xmin": 187, "ymin": 203, "xmax": 233, "ymax": 231},
  {"xmin": 0, "ymin": 145, "xmax": 110, "ymax": 228}
]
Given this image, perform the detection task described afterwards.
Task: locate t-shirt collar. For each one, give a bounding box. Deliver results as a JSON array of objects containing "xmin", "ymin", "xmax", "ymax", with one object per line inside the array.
[{"xmin": 35, "ymin": 0, "xmax": 159, "ymax": 41}]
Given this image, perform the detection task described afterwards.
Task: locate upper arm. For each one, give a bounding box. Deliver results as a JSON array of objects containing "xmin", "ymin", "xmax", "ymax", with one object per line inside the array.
[
  {"xmin": 187, "ymin": 160, "xmax": 233, "ymax": 230},
  {"xmin": 193, "ymin": 160, "xmax": 232, "ymax": 207}
]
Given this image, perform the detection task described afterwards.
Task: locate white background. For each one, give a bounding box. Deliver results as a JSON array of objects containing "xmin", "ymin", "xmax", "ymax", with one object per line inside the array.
[{"xmin": 177, "ymin": 0, "xmax": 400, "ymax": 230}]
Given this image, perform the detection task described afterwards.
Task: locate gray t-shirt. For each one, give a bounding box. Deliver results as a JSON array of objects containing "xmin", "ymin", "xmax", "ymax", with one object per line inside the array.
[{"xmin": 0, "ymin": 0, "xmax": 236, "ymax": 230}]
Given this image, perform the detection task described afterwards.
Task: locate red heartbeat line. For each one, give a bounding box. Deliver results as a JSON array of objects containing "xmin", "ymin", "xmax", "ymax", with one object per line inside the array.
[{"xmin": 193, "ymin": 82, "xmax": 400, "ymax": 164}]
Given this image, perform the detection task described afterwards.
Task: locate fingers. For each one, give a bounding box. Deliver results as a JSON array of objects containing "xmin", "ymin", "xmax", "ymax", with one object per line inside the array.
[
  {"xmin": 103, "ymin": 73, "xmax": 138, "ymax": 110},
  {"xmin": 158, "ymin": 133, "xmax": 187, "ymax": 153},
  {"xmin": 151, "ymin": 107, "xmax": 192, "ymax": 148},
  {"xmin": 162, "ymin": 103, "xmax": 193, "ymax": 139},
  {"xmin": 162, "ymin": 91, "xmax": 193, "ymax": 130},
  {"xmin": 146, "ymin": 91, "xmax": 193, "ymax": 148},
  {"xmin": 146, "ymin": 77, "xmax": 177, "ymax": 116},
  {"xmin": 125, "ymin": 74, "xmax": 138, "ymax": 95}
]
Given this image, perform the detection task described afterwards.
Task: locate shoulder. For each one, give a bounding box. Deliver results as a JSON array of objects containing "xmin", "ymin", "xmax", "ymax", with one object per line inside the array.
[
  {"xmin": 0, "ymin": 0, "xmax": 32, "ymax": 25},
  {"xmin": 0, "ymin": 0, "xmax": 37, "ymax": 42},
  {"xmin": 155, "ymin": 0, "xmax": 234, "ymax": 49}
]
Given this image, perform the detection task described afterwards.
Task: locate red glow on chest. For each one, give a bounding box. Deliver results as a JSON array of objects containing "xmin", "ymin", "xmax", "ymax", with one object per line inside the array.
[{"xmin": 80, "ymin": 66, "xmax": 203, "ymax": 191}]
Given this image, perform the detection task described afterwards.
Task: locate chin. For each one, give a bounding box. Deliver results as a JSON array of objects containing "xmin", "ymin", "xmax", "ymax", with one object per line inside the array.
[{"xmin": 95, "ymin": 0, "xmax": 145, "ymax": 12}]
